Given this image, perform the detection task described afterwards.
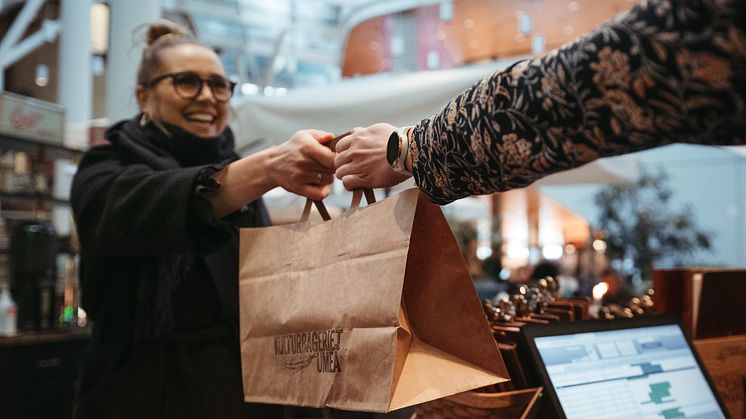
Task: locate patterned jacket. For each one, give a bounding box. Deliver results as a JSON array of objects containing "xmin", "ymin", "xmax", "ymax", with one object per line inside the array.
[{"xmin": 410, "ymin": 0, "xmax": 746, "ymax": 204}]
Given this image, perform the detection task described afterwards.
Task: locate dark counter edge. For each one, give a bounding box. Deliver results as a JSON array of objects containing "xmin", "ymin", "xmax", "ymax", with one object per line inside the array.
[{"xmin": 0, "ymin": 328, "xmax": 91, "ymax": 347}]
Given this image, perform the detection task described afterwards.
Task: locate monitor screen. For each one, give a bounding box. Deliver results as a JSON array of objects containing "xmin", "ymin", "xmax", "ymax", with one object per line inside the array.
[{"xmin": 532, "ymin": 322, "xmax": 726, "ymax": 419}]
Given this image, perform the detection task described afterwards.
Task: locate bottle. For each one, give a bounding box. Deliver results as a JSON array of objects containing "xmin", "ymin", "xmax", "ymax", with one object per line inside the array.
[
  {"xmin": 11, "ymin": 152, "xmax": 33, "ymax": 193},
  {"xmin": 0, "ymin": 285, "xmax": 17, "ymax": 336},
  {"xmin": 0, "ymin": 151, "xmax": 14, "ymax": 192},
  {"xmin": 0, "ymin": 213, "xmax": 10, "ymax": 335}
]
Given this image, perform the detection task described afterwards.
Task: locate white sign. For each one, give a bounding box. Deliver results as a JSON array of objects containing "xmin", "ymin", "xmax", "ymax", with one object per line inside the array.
[{"xmin": 0, "ymin": 92, "xmax": 64, "ymax": 144}]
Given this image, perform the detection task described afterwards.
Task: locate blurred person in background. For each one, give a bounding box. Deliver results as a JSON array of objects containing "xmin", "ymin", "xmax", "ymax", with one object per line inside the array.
[
  {"xmin": 505, "ymin": 265, "xmax": 533, "ymax": 296},
  {"xmin": 530, "ymin": 260, "xmax": 560, "ymax": 283},
  {"xmin": 71, "ymin": 20, "xmax": 336, "ymax": 419}
]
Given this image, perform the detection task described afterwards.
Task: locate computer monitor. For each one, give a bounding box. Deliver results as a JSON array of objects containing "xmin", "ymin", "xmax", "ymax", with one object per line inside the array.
[{"xmin": 521, "ymin": 316, "xmax": 729, "ymax": 419}]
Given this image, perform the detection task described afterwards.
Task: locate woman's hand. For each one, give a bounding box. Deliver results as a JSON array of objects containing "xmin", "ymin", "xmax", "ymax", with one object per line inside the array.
[
  {"xmin": 334, "ymin": 123, "xmax": 411, "ymax": 190},
  {"xmin": 266, "ymin": 129, "xmax": 337, "ymax": 201},
  {"xmin": 207, "ymin": 129, "xmax": 336, "ymax": 218}
]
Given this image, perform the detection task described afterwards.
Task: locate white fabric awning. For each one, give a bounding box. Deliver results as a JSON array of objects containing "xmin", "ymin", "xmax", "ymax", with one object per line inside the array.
[{"xmin": 230, "ymin": 60, "xmax": 513, "ymax": 150}]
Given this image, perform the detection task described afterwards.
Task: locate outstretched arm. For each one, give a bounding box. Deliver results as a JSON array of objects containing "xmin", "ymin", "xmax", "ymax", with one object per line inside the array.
[{"xmin": 336, "ymin": 0, "xmax": 746, "ymax": 204}]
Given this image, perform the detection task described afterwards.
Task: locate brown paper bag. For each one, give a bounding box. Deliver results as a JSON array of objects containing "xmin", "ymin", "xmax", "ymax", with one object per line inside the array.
[{"xmin": 238, "ymin": 188, "xmax": 509, "ymax": 412}]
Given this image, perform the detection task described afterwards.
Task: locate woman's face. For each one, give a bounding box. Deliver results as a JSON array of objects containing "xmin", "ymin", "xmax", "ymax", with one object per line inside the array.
[{"xmin": 137, "ymin": 44, "xmax": 230, "ymax": 138}]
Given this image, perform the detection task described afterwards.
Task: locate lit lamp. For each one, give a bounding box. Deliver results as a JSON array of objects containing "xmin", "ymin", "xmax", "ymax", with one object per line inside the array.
[
  {"xmin": 90, "ymin": 3, "xmax": 108, "ymax": 78},
  {"xmin": 590, "ymin": 281, "xmax": 609, "ymax": 316},
  {"xmin": 90, "ymin": 3, "xmax": 109, "ymax": 56},
  {"xmin": 35, "ymin": 63, "xmax": 49, "ymax": 87}
]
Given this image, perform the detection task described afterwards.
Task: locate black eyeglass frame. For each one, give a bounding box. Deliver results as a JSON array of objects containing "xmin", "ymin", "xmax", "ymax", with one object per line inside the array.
[{"xmin": 145, "ymin": 71, "xmax": 237, "ymax": 102}]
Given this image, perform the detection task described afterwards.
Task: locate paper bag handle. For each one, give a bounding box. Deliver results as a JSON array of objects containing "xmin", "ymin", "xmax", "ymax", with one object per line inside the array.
[
  {"xmin": 349, "ymin": 188, "xmax": 376, "ymax": 208},
  {"xmin": 301, "ymin": 199, "xmax": 330, "ymax": 221},
  {"xmin": 298, "ymin": 130, "xmax": 377, "ymax": 222},
  {"xmin": 300, "ymin": 188, "xmax": 376, "ymax": 222}
]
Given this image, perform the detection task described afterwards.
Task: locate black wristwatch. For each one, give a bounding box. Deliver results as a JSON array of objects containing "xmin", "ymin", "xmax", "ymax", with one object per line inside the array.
[{"xmin": 386, "ymin": 126, "xmax": 413, "ymax": 176}]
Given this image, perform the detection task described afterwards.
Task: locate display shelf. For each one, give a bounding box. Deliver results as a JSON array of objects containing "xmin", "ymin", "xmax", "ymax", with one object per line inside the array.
[
  {"xmin": 0, "ymin": 133, "xmax": 85, "ymax": 157},
  {"xmin": 0, "ymin": 192, "xmax": 70, "ymax": 206}
]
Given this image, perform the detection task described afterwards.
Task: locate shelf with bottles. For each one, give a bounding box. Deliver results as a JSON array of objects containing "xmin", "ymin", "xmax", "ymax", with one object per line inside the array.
[
  {"xmin": 0, "ymin": 192, "xmax": 70, "ymax": 206},
  {"xmin": 1, "ymin": 131, "xmax": 80, "ymax": 251},
  {"xmin": 0, "ymin": 148, "xmax": 79, "ymax": 199},
  {"xmin": 0, "ymin": 136, "xmax": 84, "ymax": 336},
  {"xmin": 0, "ymin": 133, "xmax": 84, "ymax": 159}
]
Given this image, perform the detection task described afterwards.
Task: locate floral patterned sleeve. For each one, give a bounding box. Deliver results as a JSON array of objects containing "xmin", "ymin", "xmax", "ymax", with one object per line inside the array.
[{"xmin": 410, "ymin": 0, "xmax": 746, "ymax": 205}]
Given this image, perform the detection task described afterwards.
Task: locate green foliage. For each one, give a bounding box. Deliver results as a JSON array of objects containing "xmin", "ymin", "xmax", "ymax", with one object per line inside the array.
[
  {"xmin": 593, "ymin": 169, "xmax": 712, "ymax": 281},
  {"xmin": 448, "ymin": 220, "xmax": 478, "ymax": 249}
]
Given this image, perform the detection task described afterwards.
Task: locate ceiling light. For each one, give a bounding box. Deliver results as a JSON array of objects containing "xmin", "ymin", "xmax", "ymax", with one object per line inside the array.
[
  {"xmin": 439, "ymin": 0, "xmax": 454, "ymax": 22},
  {"xmin": 566, "ymin": 1, "xmax": 579, "ymax": 12},
  {"xmin": 477, "ymin": 246, "xmax": 492, "ymax": 260},
  {"xmin": 506, "ymin": 244, "xmax": 529, "ymax": 260},
  {"xmin": 464, "ymin": 18, "xmax": 475, "ymax": 29},
  {"xmin": 542, "ymin": 244, "xmax": 563, "ymax": 260},
  {"xmin": 90, "ymin": 3, "xmax": 109, "ymax": 54},
  {"xmin": 518, "ymin": 13, "xmax": 532, "ymax": 34},
  {"xmin": 241, "ymin": 83, "xmax": 258, "ymax": 95},
  {"xmin": 35, "ymin": 64, "xmax": 49, "ymax": 87},
  {"xmin": 531, "ymin": 34, "xmax": 545, "ymax": 54},
  {"xmin": 426, "ymin": 50, "xmax": 440, "ymax": 69}
]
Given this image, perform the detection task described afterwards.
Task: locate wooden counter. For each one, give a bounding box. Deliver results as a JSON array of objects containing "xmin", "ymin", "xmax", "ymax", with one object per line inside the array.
[
  {"xmin": 0, "ymin": 328, "xmax": 91, "ymax": 419},
  {"xmin": 694, "ymin": 334, "xmax": 746, "ymax": 419}
]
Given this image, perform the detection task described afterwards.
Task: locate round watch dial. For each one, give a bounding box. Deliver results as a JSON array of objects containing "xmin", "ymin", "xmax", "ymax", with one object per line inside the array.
[{"xmin": 386, "ymin": 131, "xmax": 400, "ymax": 165}]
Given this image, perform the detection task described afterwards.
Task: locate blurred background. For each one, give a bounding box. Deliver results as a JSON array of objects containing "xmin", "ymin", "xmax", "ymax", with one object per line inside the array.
[
  {"xmin": 1, "ymin": 1, "xmax": 746, "ymax": 417},
  {"xmin": 1, "ymin": 0, "xmax": 745, "ymax": 336}
]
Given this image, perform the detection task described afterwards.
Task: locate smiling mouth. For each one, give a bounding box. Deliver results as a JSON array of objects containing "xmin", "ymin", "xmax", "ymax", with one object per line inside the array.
[{"xmin": 185, "ymin": 113, "xmax": 215, "ymax": 124}]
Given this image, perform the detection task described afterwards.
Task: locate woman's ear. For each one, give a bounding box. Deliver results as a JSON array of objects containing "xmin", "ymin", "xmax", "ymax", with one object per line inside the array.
[{"xmin": 135, "ymin": 85, "xmax": 149, "ymax": 112}]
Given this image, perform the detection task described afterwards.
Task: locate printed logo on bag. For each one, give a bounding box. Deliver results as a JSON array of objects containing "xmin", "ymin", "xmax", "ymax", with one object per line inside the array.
[{"xmin": 274, "ymin": 328, "xmax": 343, "ymax": 373}]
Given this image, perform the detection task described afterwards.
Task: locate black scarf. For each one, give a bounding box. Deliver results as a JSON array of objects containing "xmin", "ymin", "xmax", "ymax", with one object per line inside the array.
[
  {"xmin": 104, "ymin": 116, "xmax": 267, "ymax": 339},
  {"xmin": 106, "ymin": 114, "xmax": 238, "ymax": 168}
]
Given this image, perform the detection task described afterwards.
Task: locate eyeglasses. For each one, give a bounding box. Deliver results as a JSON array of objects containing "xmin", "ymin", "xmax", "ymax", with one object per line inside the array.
[{"xmin": 146, "ymin": 71, "xmax": 236, "ymax": 102}]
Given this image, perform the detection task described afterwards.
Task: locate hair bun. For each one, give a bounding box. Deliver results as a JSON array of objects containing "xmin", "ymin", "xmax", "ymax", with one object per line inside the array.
[{"xmin": 145, "ymin": 19, "xmax": 192, "ymax": 46}]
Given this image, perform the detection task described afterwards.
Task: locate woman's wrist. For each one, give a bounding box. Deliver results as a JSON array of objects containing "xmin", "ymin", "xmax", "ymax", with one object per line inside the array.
[
  {"xmin": 208, "ymin": 149, "xmax": 276, "ymax": 218},
  {"xmin": 258, "ymin": 146, "xmax": 282, "ymax": 190}
]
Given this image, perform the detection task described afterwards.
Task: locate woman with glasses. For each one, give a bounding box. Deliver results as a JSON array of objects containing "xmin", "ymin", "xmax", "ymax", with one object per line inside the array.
[{"xmin": 71, "ymin": 20, "xmax": 335, "ymax": 419}]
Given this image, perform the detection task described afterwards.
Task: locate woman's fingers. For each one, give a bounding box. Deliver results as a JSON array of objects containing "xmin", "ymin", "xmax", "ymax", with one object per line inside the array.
[
  {"xmin": 292, "ymin": 184, "xmax": 330, "ymax": 201},
  {"xmin": 307, "ymin": 170, "xmax": 335, "ymax": 186}
]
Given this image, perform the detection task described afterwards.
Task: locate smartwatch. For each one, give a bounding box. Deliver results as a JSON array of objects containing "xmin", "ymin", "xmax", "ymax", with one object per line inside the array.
[{"xmin": 386, "ymin": 126, "xmax": 414, "ymax": 176}]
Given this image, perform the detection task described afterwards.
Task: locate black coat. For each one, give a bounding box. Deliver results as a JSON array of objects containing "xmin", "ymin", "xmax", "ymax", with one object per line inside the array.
[{"xmin": 71, "ymin": 117, "xmax": 278, "ymax": 419}]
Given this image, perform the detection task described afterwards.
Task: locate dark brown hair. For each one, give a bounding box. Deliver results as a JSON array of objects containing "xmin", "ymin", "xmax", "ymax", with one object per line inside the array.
[{"xmin": 135, "ymin": 19, "xmax": 205, "ymax": 87}]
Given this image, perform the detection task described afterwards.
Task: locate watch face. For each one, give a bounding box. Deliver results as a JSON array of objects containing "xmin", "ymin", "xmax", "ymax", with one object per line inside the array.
[{"xmin": 386, "ymin": 131, "xmax": 400, "ymax": 165}]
